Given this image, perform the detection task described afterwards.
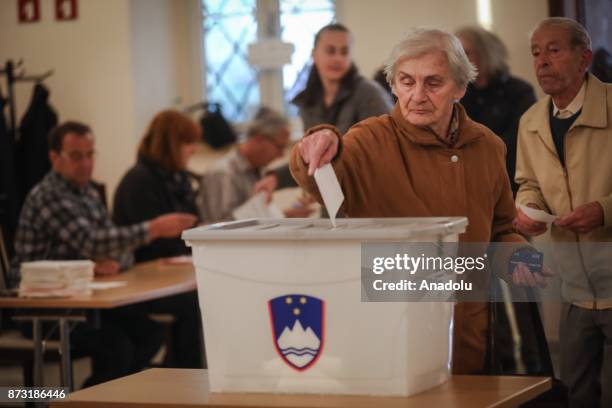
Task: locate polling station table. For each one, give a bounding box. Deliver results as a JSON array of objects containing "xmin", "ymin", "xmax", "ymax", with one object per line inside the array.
[
  {"xmin": 0, "ymin": 261, "xmax": 196, "ymax": 390},
  {"xmin": 52, "ymin": 368, "xmax": 552, "ymax": 408}
]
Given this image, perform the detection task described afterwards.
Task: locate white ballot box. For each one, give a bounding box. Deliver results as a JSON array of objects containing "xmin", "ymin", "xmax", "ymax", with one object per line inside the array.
[{"xmin": 183, "ymin": 217, "xmax": 467, "ymax": 396}]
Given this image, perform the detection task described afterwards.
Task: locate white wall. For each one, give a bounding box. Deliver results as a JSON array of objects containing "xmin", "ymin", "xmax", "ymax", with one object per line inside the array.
[
  {"xmin": 492, "ymin": 0, "xmax": 549, "ymax": 98},
  {"xmin": 0, "ymin": 0, "xmax": 136, "ymax": 203},
  {"xmin": 338, "ymin": 0, "xmax": 548, "ymax": 97},
  {"xmin": 0, "ymin": 0, "xmax": 201, "ymax": 205},
  {"xmin": 338, "ymin": 0, "xmax": 477, "ymax": 78},
  {"xmin": 129, "ymin": 0, "xmax": 204, "ymax": 144},
  {"xmin": 130, "ymin": 0, "xmax": 180, "ymax": 145},
  {"xmin": 1, "ymin": 0, "xmax": 548, "ymax": 204}
]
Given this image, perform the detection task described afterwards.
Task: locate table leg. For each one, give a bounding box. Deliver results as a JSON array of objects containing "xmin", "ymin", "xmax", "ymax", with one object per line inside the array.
[
  {"xmin": 31, "ymin": 317, "xmax": 44, "ymax": 387},
  {"xmin": 91, "ymin": 309, "xmax": 101, "ymax": 329},
  {"xmin": 58, "ymin": 318, "xmax": 73, "ymax": 391},
  {"xmin": 14, "ymin": 313, "xmax": 86, "ymax": 390}
]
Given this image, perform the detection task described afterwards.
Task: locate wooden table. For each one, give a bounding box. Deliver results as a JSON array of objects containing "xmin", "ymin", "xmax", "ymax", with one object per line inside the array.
[
  {"xmin": 0, "ymin": 260, "xmax": 196, "ymax": 309},
  {"xmin": 52, "ymin": 369, "xmax": 551, "ymax": 408},
  {"xmin": 0, "ymin": 261, "xmax": 196, "ymax": 388}
]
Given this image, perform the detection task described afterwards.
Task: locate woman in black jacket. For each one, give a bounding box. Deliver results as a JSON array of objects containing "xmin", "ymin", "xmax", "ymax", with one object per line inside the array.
[
  {"xmin": 114, "ymin": 110, "xmax": 200, "ymax": 261},
  {"xmin": 113, "ymin": 109, "xmax": 204, "ymax": 368}
]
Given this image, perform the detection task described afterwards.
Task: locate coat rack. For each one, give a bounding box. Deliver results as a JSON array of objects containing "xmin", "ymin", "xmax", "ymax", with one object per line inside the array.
[{"xmin": 0, "ymin": 59, "xmax": 54, "ymax": 142}]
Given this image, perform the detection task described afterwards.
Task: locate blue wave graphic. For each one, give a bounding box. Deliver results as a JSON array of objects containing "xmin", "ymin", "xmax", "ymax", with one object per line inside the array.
[
  {"xmin": 283, "ymin": 352, "xmax": 316, "ymax": 357},
  {"xmin": 280, "ymin": 347, "xmax": 319, "ymax": 353},
  {"xmin": 281, "ymin": 349, "xmax": 318, "ymax": 357}
]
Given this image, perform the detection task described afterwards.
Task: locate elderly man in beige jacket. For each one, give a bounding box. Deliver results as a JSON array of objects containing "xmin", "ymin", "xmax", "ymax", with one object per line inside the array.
[{"xmin": 514, "ymin": 17, "xmax": 612, "ymax": 408}]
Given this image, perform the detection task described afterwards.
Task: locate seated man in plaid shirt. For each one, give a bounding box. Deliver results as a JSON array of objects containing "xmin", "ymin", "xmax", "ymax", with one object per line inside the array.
[{"xmin": 9, "ymin": 121, "xmax": 197, "ymax": 387}]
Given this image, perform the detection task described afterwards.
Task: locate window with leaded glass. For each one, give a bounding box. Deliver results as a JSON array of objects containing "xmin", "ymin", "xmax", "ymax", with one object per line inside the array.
[{"xmin": 202, "ymin": 0, "xmax": 335, "ymax": 123}]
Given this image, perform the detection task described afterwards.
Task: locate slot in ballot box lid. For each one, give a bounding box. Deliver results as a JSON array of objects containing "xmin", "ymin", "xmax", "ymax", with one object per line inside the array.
[{"xmin": 183, "ymin": 217, "xmax": 468, "ymax": 242}]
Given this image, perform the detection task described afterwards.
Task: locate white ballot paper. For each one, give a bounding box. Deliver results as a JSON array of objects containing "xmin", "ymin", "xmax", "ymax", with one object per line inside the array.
[
  {"xmin": 233, "ymin": 192, "xmax": 285, "ymax": 220},
  {"xmin": 89, "ymin": 281, "xmax": 128, "ymax": 290},
  {"xmin": 519, "ymin": 204, "xmax": 559, "ymax": 223},
  {"xmin": 314, "ymin": 164, "xmax": 344, "ymax": 227}
]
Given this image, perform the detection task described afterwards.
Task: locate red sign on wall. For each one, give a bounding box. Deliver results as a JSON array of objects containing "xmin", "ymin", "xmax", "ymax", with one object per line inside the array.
[
  {"xmin": 55, "ymin": 0, "xmax": 78, "ymax": 21},
  {"xmin": 17, "ymin": 0, "xmax": 40, "ymax": 23}
]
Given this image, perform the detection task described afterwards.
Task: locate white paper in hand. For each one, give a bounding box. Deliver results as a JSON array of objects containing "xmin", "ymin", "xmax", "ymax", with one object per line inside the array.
[
  {"xmin": 519, "ymin": 204, "xmax": 558, "ymax": 223},
  {"xmin": 314, "ymin": 164, "xmax": 344, "ymax": 227}
]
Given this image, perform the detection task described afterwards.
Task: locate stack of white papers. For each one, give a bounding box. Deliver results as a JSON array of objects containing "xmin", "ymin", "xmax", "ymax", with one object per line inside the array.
[{"xmin": 19, "ymin": 260, "xmax": 94, "ymax": 298}]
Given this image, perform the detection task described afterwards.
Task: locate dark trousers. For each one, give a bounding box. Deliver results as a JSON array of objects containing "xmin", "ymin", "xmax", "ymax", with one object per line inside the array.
[
  {"xmin": 560, "ymin": 303, "xmax": 612, "ymax": 408},
  {"xmin": 20, "ymin": 308, "xmax": 164, "ymax": 388},
  {"xmin": 121, "ymin": 291, "xmax": 204, "ymax": 368}
]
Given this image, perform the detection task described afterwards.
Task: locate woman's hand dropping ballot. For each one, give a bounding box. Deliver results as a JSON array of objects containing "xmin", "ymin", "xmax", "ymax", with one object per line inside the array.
[
  {"xmin": 298, "ymin": 129, "xmax": 344, "ymax": 227},
  {"xmin": 298, "ymin": 129, "xmax": 339, "ymax": 176}
]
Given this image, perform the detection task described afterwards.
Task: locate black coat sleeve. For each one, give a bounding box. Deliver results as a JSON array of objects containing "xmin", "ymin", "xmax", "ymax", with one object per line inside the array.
[
  {"xmin": 113, "ymin": 165, "xmax": 192, "ymax": 262},
  {"xmin": 501, "ymin": 81, "xmax": 537, "ymax": 196}
]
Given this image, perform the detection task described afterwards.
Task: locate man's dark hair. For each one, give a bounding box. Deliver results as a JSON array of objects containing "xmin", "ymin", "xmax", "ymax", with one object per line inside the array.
[
  {"xmin": 48, "ymin": 121, "xmax": 92, "ymax": 152},
  {"xmin": 313, "ymin": 23, "xmax": 350, "ymax": 47}
]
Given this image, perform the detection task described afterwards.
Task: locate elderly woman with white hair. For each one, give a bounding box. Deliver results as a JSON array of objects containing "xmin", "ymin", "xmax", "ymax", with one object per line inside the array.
[{"xmin": 289, "ymin": 28, "xmax": 533, "ymax": 374}]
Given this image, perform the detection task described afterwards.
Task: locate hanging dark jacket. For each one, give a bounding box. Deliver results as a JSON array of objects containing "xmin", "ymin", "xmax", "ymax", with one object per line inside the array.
[
  {"xmin": 0, "ymin": 87, "xmax": 19, "ymax": 256},
  {"xmin": 16, "ymin": 83, "xmax": 58, "ymax": 206}
]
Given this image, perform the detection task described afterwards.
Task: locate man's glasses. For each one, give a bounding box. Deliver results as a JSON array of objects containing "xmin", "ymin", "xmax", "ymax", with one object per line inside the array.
[{"xmin": 61, "ymin": 150, "xmax": 96, "ymax": 162}]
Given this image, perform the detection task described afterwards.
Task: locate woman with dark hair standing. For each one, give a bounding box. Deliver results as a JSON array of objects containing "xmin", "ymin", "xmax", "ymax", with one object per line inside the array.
[
  {"xmin": 294, "ymin": 23, "xmax": 392, "ymax": 134},
  {"xmin": 113, "ymin": 110, "xmax": 204, "ymax": 368},
  {"xmin": 256, "ymin": 23, "xmax": 393, "ymax": 196}
]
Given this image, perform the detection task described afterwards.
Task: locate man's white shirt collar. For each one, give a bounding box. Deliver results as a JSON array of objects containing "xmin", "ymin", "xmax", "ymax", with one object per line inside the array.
[{"xmin": 553, "ymin": 79, "xmax": 586, "ymax": 118}]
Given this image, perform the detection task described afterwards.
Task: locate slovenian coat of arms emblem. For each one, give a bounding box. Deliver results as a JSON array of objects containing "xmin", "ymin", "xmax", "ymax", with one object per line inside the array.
[{"xmin": 268, "ymin": 294, "xmax": 324, "ymax": 371}]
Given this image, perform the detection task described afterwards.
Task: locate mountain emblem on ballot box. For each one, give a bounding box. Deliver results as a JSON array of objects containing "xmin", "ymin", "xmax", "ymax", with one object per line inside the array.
[{"xmin": 268, "ymin": 294, "xmax": 324, "ymax": 371}]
